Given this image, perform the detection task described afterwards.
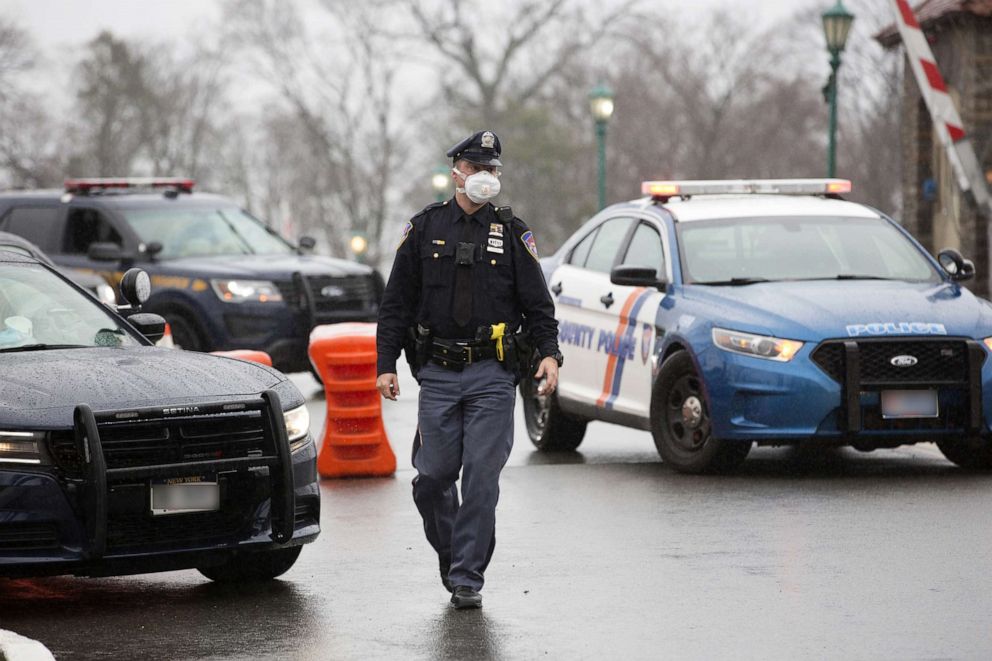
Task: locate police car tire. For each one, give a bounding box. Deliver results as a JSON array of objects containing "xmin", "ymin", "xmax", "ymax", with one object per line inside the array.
[
  {"xmin": 197, "ymin": 546, "xmax": 303, "ymax": 582},
  {"xmin": 936, "ymin": 437, "xmax": 992, "ymax": 470},
  {"xmin": 519, "ymin": 377, "xmax": 586, "ymax": 451},
  {"xmin": 650, "ymin": 352, "xmax": 750, "ymax": 474},
  {"xmin": 162, "ymin": 309, "xmax": 207, "ymax": 352}
]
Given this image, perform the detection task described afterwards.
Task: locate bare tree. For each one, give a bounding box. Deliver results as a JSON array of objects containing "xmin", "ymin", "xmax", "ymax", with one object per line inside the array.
[
  {"xmin": 0, "ymin": 17, "xmax": 62, "ymax": 187},
  {"xmin": 71, "ymin": 31, "xmax": 151, "ymax": 175},
  {"xmin": 404, "ymin": 0, "xmax": 637, "ymax": 123},
  {"xmin": 222, "ymin": 0, "xmax": 403, "ymax": 262},
  {"xmin": 68, "ymin": 32, "xmax": 232, "ymax": 182}
]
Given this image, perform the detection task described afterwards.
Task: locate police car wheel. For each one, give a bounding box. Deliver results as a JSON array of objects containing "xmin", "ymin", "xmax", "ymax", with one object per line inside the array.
[
  {"xmin": 164, "ymin": 310, "xmax": 207, "ymax": 352},
  {"xmin": 936, "ymin": 437, "xmax": 992, "ymax": 470},
  {"xmin": 650, "ymin": 352, "xmax": 750, "ymax": 474},
  {"xmin": 519, "ymin": 376, "xmax": 586, "ymax": 451},
  {"xmin": 197, "ymin": 546, "xmax": 303, "ymax": 582}
]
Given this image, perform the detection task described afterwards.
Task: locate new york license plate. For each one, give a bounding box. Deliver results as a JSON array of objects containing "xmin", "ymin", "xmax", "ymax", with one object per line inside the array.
[
  {"xmin": 880, "ymin": 389, "xmax": 939, "ymax": 419},
  {"xmin": 150, "ymin": 476, "xmax": 220, "ymax": 515}
]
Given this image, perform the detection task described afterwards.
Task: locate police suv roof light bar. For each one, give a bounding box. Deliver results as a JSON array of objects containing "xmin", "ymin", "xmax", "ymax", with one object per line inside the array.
[
  {"xmin": 642, "ymin": 178, "xmax": 852, "ymax": 200},
  {"xmin": 64, "ymin": 177, "xmax": 195, "ymax": 195}
]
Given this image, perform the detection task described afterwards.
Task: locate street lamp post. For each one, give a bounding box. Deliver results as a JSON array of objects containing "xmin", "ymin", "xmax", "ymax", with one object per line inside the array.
[
  {"xmin": 431, "ymin": 165, "xmax": 450, "ymax": 203},
  {"xmin": 589, "ymin": 83, "xmax": 615, "ymax": 210},
  {"xmin": 822, "ymin": 0, "xmax": 855, "ymax": 178}
]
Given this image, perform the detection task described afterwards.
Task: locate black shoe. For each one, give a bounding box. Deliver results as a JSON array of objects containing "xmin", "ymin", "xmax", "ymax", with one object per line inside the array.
[
  {"xmin": 440, "ymin": 558, "xmax": 453, "ymax": 593},
  {"xmin": 450, "ymin": 586, "xmax": 483, "ymax": 609}
]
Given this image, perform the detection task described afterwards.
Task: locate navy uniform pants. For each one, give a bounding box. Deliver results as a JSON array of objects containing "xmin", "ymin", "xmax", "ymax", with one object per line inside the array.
[{"xmin": 412, "ymin": 359, "xmax": 515, "ymax": 592}]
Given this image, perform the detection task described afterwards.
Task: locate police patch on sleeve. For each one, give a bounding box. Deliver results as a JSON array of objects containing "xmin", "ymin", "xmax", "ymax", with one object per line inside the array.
[
  {"xmin": 520, "ymin": 230, "xmax": 539, "ymax": 260},
  {"xmin": 397, "ymin": 221, "xmax": 413, "ymax": 250}
]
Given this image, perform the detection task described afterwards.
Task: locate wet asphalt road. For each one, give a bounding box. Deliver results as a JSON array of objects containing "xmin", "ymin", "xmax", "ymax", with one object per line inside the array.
[{"xmin": 3, "ymin": 367, "xmax": 992, "ymax": 660}]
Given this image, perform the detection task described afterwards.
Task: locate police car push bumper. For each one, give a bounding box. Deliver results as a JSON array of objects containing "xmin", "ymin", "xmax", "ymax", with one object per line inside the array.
[
  {"xmin": 696, "ymin": 328, "xmax": 990, "ymax": 442},
  {"xmin": 0, "ymin": 395, "xmax": 319, "ymax": 577}
]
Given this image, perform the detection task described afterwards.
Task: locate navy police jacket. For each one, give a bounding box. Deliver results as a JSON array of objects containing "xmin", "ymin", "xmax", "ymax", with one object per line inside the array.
[{"xmin": 376, "ymin": 198, "xmax": 559, "ymax": 375}]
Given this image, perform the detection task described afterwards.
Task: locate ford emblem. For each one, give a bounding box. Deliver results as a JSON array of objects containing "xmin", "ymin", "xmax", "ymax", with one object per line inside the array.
[
  {"xmin": 320, "ymin": 285, "xmax": 345, "ymax": 298},
  {"xmin": 890, "ymin": 355, "xmax": 918, "ymax": 367}
]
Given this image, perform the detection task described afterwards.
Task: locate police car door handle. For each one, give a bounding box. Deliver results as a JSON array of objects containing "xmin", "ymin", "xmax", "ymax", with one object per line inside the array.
[
  {"xmin": 600, "ymin": 292, "xmax": 614, "ymax": 309},
  {"xmin": 551, "ymin": 282, "xmax": 563, "ymax": 296}
]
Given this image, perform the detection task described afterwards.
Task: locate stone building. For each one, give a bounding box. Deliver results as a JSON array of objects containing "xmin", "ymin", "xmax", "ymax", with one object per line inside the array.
[{"xmin": 876, "ymin": 0, "xmax": 992, "ymax": 296}]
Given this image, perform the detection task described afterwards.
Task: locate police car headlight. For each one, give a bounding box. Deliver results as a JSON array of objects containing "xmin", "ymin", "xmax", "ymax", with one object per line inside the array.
[
  {"xmin": 96, "ymin": 283, "xmax": 117, "ymax": 305},
  {"xmin": 0, "ymin": 431, "xmax": 43, "ymax": 465},
  {"xmin": 284, "ymin": 405, "xmax": 311, "ymax": 448},
  {"xmin": 712, "ymin": 328, "xmax": 804, "ymax": 362},
  {"xmin": 211, "ymin": 279, "xmax": 283, "ymax": 303},
  {"xmin": 983, "ymin": 337, "xmax": 992, "ymax": 353}
]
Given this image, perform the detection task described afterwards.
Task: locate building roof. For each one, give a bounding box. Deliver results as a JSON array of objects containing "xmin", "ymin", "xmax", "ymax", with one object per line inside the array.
[{"xmin": 876, "ymin": 0, "xmax": 992, "ymax": 47}]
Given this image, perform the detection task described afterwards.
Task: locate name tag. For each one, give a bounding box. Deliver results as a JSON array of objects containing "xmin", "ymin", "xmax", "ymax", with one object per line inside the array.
[{"xmin": 487, "ymin": 237, "xmax": 504, "ymax": 254}]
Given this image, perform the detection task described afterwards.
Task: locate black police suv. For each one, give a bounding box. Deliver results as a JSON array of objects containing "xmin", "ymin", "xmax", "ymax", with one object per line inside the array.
[
  {"xmin": 0, "ymin": 249, "xmax": 319, "ymax": 580},
  {"xmin": 0, "ymin": 178, "xmax": 382, "ymax": 373}
]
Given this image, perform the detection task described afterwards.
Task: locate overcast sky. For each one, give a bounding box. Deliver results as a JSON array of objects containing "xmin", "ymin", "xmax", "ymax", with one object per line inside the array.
[{"xmin": 4, "ymin": 0, "xmax": 801, "ymax": 50}]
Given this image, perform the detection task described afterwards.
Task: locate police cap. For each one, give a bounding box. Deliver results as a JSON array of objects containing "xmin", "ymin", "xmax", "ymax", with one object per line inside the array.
[{"xmin": 446, "ymin": 130, "xmax": 502, "ymax": 167}]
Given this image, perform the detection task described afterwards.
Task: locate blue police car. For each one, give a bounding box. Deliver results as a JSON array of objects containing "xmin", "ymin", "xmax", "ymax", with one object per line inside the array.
[
  {"xmin": 524, "ymin": 179, "xmax": 992, "ymax": 473},
  {"xmin": 0, "ymin": 178, "xmax": 382, "ymax": 373}
]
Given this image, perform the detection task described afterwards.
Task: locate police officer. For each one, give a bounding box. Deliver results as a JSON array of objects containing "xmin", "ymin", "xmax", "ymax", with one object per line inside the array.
[{"xmin": 376, "ymin": 130, "xmax": 562, "ymax": 609}]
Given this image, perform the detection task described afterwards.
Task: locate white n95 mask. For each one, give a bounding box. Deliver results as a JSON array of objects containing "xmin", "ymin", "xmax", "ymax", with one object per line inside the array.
[{"xmin": 454, "ymin": 168, "xmax": 501, "ymax": 204}]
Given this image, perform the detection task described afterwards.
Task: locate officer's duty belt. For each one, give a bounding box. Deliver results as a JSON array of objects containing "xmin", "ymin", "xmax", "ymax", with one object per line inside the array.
[{"xmin": 430, "ymin": 338, "xmax": 498, "ymax": 371}]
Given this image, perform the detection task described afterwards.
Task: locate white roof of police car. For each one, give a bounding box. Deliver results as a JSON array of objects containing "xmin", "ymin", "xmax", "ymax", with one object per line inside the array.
[{"xmin": 655, "ymin": 195, "xmax": 881, "ymax": 222}]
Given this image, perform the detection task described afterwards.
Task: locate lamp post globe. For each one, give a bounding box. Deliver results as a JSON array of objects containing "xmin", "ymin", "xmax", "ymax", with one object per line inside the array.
[
  {"xmin": 822, "ymin": 0, "xmax": 855, "ymax": 178},
  {"xmin": 589, "ymin": 83, "xmax": 615, "ymax": 210},
  {"xmin": 822, "ymin": 0, "xmax": 855, "ymax": 54},
  {"xmin": 431, "ymin": 165, "xmax": 450, "ymax": 203},
  {"xmin": 349, "ymin": 232, "xmax": 369, "ymax": 264}
]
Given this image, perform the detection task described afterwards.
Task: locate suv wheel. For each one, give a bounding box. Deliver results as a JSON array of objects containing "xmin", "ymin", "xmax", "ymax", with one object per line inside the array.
[
  {"xmin": 936, "ymin": 437, "xmax": 992, "ymax": 470},
  {"xmin": 650, "ymin": 351, "xmax": 750, "ymax": 473},
  {"xmin": 520, "ymin": 376, "xmax": 587, "ymax": 451},
  {"xmin": 198, "ymin": 546, "xmax": 303, "ymax": 582},
  {"xmin": 163, "ymin": 310, "xmax": 207, "ymax": 352}
]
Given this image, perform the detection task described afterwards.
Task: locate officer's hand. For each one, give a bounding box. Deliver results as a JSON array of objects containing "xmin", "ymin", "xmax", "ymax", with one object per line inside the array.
[
  {"xmin": 535, "ymin": 357, "xmax": 559, "ymax": 395},
  {"xmin": 377, "ymin": 373, "xmax": 400, "ymax": 400}
]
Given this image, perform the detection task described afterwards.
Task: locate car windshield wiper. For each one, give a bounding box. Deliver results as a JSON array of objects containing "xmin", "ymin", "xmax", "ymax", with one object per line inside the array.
[
  {"xmin": 831, "ymin": 274, "xmax": 898, "ymax": 281},
  {"xmin": 0, "ymin": 343, "xmax": 90, "ymax": 353},
  {"xmin": 695, "ymin": 277, "xmax": 773, "ymax": 286}
]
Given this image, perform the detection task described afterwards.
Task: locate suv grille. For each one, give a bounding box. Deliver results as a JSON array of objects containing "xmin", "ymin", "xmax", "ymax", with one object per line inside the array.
[
  {"xmin": 50, "ymin": 412, "xmax": 269, "ymax": 474},
  {"xmin": 812, "ymin": 339, "xmax": 973, "ymax": 385},
  {"xmin": 107, "ymin": 510, "xmax": 248, "ymax": 549},
  {"xmin": 0, "ymin": 523, "xmax": 59, "ymax": 551},
  {"xmin": 276, "ymin": 274, "xmax": 379, "ymax": 320},
  {"xmin": 307, "ymin": 275, "xmax": 375, "ymax": 313}
]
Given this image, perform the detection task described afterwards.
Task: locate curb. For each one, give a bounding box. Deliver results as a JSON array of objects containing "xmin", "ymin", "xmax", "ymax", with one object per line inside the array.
[{"xmin": 0, "ymin": 630, "xmax": 55, "ymax": 661}]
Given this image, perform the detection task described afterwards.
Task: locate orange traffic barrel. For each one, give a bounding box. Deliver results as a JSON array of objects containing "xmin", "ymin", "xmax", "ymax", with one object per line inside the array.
[
  {"xmin": 308, "ymin": 323, "xmax": 396, "ymax": 478},
  {"xmin": 209, "ymin": 350, "xmax": 273, "ymax": 367}
]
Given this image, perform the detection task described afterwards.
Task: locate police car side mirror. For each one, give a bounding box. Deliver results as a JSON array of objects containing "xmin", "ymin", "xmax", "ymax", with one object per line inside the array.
[
  {"xmin": 611, "ymin": 265, "xmax": 667, "ymax": 290},
  {"xmin": 126, "ymin": 312, "xmax": 166, "ymax": 343},
  {"xmin": 298, "ymin": 235, "xmax": 316, "ymax": 252},
  {"xmin": 938, "ymin": 248, "xmax": 975, "ymax": 282},
  {"xmin": 143, "ymin": 241, "xmax": 164, "ymax": 258},
  {"xmin": 119, "ymin": 268, "xmax": 152, "ymax": 308},
  {"xmin": 88, "ymin": 242, "xmax": 123, "ymax": 262}
]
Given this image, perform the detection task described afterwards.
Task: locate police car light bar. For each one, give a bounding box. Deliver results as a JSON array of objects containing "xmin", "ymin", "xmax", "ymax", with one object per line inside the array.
[
  {"xmin": 64, "ymin": 177, "xmax": 195, "ymax": 194},
  {"xmin": 641, "ymin": 179, "xmax": 852, "ymax": 199}
]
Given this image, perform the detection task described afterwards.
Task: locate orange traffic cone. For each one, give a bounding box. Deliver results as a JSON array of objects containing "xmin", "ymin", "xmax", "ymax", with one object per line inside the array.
[
  {"xmin": 308, "ymin": 323, "xmax": 396, "ymax": 478},
  {"xmin": 210, "ymin": 350, "xmax": 273, "ymax": 367},
  {"xmin": 157, "ymin": 323, "xmax": 174, "ymax": 348}
]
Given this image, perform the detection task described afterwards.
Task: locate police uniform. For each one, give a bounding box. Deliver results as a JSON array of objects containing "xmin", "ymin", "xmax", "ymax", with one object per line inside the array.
[{"xmin": 376, "ymin": 131, "xmax": 560, "ymax": 606}]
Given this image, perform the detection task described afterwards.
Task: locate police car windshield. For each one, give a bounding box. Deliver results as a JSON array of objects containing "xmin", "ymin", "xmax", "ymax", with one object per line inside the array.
[
  {"xmin": 678, "ymin": 216, "xmax": 940, "ymax": 285},
  {"xmin": 0, "ymin": 264, "xmax": 139, "ymax": 351},
  {"xmin": 122, "ymin": 207, "xmax": 295, "ymax": 259}
]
